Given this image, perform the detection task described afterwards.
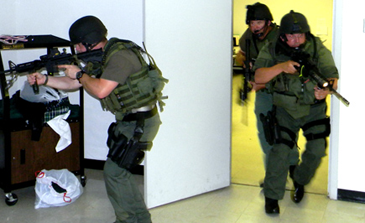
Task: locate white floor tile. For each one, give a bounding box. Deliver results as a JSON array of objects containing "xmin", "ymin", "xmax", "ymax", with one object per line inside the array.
[{"xmin": 1, "ymin": 169, "xmax": 365, "ymax": 222}]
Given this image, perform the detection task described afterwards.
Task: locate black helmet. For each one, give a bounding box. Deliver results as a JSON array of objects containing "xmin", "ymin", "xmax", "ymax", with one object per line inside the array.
[
  {"xmin": 69, "ymin": 15, "xmax": 107, "ymax": 45},
  {"xmin": 246, "ymin": 2, "xmax": 273, "ymax": 24},
  {"xmin": 279, "ymin": 10, "xmax": 310, "ymax": 34}
]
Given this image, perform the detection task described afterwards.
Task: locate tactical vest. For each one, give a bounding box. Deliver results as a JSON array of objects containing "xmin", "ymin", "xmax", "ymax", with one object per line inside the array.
[
  {"xmin": 99, "ymin": 38, "xmax": 168, "ymax": 120},
  {"xmin": 267, "ymin": 35, "xmax": 319, "ymax": 119}
]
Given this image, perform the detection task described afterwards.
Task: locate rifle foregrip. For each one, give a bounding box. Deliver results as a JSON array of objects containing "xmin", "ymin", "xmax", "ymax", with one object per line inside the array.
[{"xmin": 32, "ymin": 80, "xmax": 39, "ymax": 94}]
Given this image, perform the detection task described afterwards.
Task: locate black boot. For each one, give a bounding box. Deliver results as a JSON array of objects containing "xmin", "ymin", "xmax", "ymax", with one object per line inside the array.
[
  {"xmin": 265, "ymin": 197, "xmax": 280, "ymax": 214},
  {"xmin": 291, "ymin": 181, "xmax": 305, "ymax": 203},
  {"xmin": 289, "ymin": 165, "xmax": 296, "ymax": 180}
]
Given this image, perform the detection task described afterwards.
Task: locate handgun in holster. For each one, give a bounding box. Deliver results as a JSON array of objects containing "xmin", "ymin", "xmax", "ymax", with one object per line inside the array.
[
  {"xmin": 106, "ymin": 121, "xmax": 152, "ymax": 170},
  {"xmin": 259, "ymin": 107, "xmax": 281, "ymax": 145}
]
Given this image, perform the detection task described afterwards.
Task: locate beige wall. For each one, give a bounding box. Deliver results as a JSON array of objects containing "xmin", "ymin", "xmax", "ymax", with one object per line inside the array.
[{"xmin": 233, "ymin": 0, "xmax": 333, "ymax": 50}]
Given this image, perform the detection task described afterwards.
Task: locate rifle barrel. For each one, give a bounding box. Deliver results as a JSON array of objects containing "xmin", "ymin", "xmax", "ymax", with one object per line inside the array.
[{"xmin": 331, "ymin": 89, "xmax": 350, "ymax": 107}]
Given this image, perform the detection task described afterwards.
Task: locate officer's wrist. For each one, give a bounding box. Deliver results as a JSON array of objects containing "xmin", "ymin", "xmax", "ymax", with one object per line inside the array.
[
  {"xmin": 43, "ymin": 75, "xmax": 49, "ymax": 85},
  {"xmin": 76, "ymin": 70, "xmax": 86, "ymax": 83}
]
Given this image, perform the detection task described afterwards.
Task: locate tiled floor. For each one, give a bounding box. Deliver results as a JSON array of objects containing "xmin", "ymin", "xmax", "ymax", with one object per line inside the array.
[
  {"xmin": 0, "ymin": 75, "xmax": 360, "ymax": 222},
  {"xmin": 1, "ymin": 168, "xmax": 365, "ymax": 223}
]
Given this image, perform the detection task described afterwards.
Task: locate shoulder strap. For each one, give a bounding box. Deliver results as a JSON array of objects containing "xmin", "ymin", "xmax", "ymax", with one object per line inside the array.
[
  {"xmin": 308, "ymin": 33, "xmax": 318, "ymax": 62},
  {"xmin": 102, "ymin": 38, "xmax": 146, "ymax": 65}
]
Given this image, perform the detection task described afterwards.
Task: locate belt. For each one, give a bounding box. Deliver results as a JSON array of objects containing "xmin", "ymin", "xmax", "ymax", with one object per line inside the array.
[
  {"xmin": 122, "ymin": 105, "xmax": 157, "ymax": 122},
  {"xmin": 131, "ymin": 104, "xmax": 155, "ymax": 113}
]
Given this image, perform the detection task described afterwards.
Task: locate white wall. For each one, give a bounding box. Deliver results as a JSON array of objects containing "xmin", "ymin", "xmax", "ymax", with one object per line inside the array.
[
  {"xmin": 1, "ymin": 0, "xmax": 144, "ymax": 160},
  {"xmin": 144, "ymin": 1, "xmax": 232, "ymax": 208},
  {"xmin": 331, "ymin": 0, "xmax": 365, "ymax": 194}
]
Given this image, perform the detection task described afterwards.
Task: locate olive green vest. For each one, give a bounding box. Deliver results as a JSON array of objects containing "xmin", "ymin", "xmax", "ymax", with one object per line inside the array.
[
  {"xmin": 268, "ymin": 35, "xmax": 319, "ymax": 119},
  {"xmin": 99, "ymin": 38, "xmax": 168, "ymax": 120}
]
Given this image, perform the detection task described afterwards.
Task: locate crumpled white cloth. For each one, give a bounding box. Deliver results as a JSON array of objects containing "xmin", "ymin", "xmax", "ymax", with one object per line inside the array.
[{"xmin": 47, "ymin": 110, "xmax": 72, "ymax": 152}]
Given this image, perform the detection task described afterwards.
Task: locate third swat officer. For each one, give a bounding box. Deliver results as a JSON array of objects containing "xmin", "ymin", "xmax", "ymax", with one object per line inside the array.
[{"xmin": 254, "ymin": 10, "xmax": 338, "ymax": 214}]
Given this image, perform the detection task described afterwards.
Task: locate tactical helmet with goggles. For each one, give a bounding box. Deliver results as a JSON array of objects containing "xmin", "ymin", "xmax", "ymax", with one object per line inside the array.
[
  {"xmin": 279, "ymin": 10, "xmax": 310, "ymax": 34},
  {"xmin": 69, "ymin": 15, "xmax": 107, "ymax": 45},
  {"xmin": 246, "ymin": 2, "xmax": 273, "ymax": 24}
]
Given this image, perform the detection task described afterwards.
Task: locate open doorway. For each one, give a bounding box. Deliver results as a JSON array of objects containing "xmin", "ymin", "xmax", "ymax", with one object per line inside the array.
[{"xmin": 231, "ymin": 0, "xmax": 334, "ymax": 195}]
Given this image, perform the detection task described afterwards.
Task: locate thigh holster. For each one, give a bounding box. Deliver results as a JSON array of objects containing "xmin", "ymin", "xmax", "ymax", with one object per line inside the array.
[
  {"xmin": 260, "ymin": 106, "xmax": 296, "ymax": 149},
  {"xmin": 260, "ymin": 110, "xmax": 279, "ymax": 146},
  {"xmin": 106, "ymin": 119, "xmax": 152, "ymax": 171},
  {"xmin": 302, "ymin": 117, "xmax": 331, "ymax": 141},
  {"xmin": 277, "ymin": 126, "xmax": 297, "ymax": 149}
]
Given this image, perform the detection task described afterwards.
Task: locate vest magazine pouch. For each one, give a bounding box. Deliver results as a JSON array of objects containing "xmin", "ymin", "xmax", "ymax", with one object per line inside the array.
[
  {"xmin": 101, "ymin": 38, "xmax": 168, "ymax": 114},
  {"xmin": 100, "ymin": 93, "xmax": 121, "ymax": 113},
  {"xmin": 148, "ymin": 68, "xmax": 168, "ymax": 93},
  {"xmin": 301, "ymin": 80, "xmax": 317, "ymax": 104},
  {"xmin": 109, "ymin": 92, "xmax": 122, "ymax": 110},
  {"xmin": 136, "ymin": 74, "xmax": 153, "ymax": 95}
]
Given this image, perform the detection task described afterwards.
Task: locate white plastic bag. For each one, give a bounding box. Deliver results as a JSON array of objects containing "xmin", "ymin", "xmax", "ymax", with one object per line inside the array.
[
  {"xmin": 20, "ymin": 81, "xmax": 68, "ymax": 103},
  {"xmin": 34, "ymin": 169, "xmax": 83, "ymax": 209}
]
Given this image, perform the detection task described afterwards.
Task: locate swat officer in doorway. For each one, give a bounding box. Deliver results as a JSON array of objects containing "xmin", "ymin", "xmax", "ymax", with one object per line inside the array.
[
  {"xmin": 236, "ymin": 2, "xmax": 299, "ymax": 183},
  {"xmin": 254, "ymin": 10, "xmax": 338, "ymax": 214},
  {"xmin": 28, "ymin": 15, "xmax": 166, "ymax": 223}
]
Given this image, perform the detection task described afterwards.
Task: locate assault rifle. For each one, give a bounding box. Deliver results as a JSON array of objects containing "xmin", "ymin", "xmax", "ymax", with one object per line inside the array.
[
  {"xmin": 239, "ymin": 39, "xmax": 253, "ymax": 105},
  {"xmin": 277, "ymin": 40, "xmax": 350, "ymax": 107},
  {"xmin": 1, "ymin": 48, "xmax": 103, "ymax": 93}
]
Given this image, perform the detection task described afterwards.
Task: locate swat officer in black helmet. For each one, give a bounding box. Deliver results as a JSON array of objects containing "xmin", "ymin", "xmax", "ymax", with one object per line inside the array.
[
  {"xmin": 28, "ymin": 15, "xmax": 164, "ymax": 223},
  {"xmin": 236, "ymin": 2, "xmax": 277, "ymax": 69},
  {"xmin": 254, "ymin": 10, "xmax": 338, "ymax": 214},
  {"xmin": 236, "ymin": 2, "xmax": 299, "ymax": 185}
]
